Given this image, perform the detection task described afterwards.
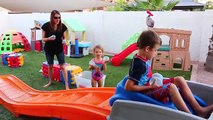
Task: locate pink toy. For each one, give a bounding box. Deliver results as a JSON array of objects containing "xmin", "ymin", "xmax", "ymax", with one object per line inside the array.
[{"xmin": 89, "ymin": 60, "xmax": 104, "ymax": 81}]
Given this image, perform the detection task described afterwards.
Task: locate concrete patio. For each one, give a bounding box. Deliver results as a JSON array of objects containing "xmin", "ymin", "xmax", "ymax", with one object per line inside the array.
[{"xmin": 191, "ymin": 62, "xmax": 213, "ymax": 85}]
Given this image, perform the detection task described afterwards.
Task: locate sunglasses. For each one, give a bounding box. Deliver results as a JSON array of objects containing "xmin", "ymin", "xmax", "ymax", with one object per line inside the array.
[{"xmin": 53, "ymin": 16, "xmax": 61, "ymax": 19}]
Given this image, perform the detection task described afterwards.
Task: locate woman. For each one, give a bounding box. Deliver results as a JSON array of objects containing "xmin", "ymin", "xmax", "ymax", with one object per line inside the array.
[{"xmin": 41, "ymin": 10, "xmax": 69, "ymax": 90}]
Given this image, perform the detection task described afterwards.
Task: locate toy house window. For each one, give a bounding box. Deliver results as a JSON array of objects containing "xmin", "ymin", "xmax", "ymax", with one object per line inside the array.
[
  {"xmin": 173, "ymin": 58, "xmax": 182, "ymax": 69},
  {"xmin": 159, "ymin": 35, "xmax": 170, "ymax": 45},
  {"xmin": 181, "ymin": 39, "xmax": 185, "ymax": 48},
  {"xmin": 175, "ymin": 39, "xmax": 179, "ymax": 48},
  {"xmin": 6, "ymin": 47, "xmax": 10, "ymax": 50}
]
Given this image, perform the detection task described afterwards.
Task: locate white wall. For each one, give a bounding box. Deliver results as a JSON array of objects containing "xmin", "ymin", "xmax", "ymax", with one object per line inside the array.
[
  {"xmin": 0, "ymin": 10, "xmax": 213, "ymax": 62},
  {"xmin": 0, "ymin": 12, "xmax": 9, "ymax": 35},
  {"xmin": 7, "ymin": 13, "xmax": 34, "ymax": 40},
  {"xmin": 199, "ymin": 10, "xmax": 213, "ymax": 62}
]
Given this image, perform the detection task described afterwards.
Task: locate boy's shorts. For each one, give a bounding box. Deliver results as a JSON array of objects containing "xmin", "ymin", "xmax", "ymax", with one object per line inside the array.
[{"xmin": 145, "ymin": 78, "xmax": 175, "ymax": 102}]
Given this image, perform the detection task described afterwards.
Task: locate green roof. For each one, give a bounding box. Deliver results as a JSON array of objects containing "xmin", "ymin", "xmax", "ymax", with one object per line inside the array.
[
  {"xmin": 63, "ymin": 19, "xmax": 86, "ymax": 32},
  {"xmin": 158, "ymin": 45, "xmax": 170, "ymax": 51}
]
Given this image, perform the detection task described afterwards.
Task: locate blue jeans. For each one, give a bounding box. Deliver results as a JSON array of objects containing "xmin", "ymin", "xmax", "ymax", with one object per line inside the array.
[{"xmin": 45, "ymin": 51, "xmax": 65, "ymax": 65}]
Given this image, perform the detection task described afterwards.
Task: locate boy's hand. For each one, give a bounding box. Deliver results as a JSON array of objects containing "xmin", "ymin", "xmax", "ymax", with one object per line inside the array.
[{"xmin": 151, "ymin": 79, "xmax": 159, "ymax": 88}]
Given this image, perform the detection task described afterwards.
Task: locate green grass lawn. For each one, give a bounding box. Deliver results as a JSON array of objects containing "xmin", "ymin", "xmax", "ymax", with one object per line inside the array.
[{"xmin": 0, "ymin": 51, "xmax": 191, "ymax": 120}]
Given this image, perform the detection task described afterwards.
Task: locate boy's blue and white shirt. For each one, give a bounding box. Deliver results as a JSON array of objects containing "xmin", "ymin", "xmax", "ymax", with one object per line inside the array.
[{"xmin": 128, "ymin": 54, "xmax": 152, "ymax": 86}]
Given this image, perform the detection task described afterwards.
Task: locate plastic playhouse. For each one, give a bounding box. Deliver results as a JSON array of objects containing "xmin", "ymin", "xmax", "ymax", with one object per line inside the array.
[
  {"xmin": 30, "ymin": 20, "xmax": 47, "ymax": 52},
  {"xmin": 0, "ymin": 31, "xmax": 31, "ymax": 54},
  {"xmin": 63, "ymin": 19, "xmax": 91, "ymax": 57},
  {"xmin": 151, "ymin": 28, "xmax": 191, "ymax": 71}
]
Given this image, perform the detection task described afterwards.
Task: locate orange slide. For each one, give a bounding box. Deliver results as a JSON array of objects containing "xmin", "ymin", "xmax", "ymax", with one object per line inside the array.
[
  {"xmin": 0, "ymin": 75, "xmax": 115, "ymax": 120},
  {"xmin": 110, "ymin": 43, "xmax": 137, "ymax": 66}
]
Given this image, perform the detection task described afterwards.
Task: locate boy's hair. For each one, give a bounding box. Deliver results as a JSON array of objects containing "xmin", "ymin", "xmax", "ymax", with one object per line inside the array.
[
  {"xmin": 137, "ymin": 30, "xmax": 162, "ymax": 49},
  {"xmin": 93, "ymin": 45, "xmax": 104, "ymax": 53}
]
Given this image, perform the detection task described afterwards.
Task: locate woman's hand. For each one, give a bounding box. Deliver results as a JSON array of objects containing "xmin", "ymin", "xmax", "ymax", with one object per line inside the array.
[{"xmin": 48, "ymin": 35, "xmax": 56, "ymax": 41}]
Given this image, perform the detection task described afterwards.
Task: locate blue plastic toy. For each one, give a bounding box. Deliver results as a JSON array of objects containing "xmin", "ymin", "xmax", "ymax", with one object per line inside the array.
[
  {"xmin": 70, "ymin": 38, "xmax": 83, "ymax": 58},
  {"xmin": 109, "ymin": 76, "xmax": 207, "ymax": 115}
]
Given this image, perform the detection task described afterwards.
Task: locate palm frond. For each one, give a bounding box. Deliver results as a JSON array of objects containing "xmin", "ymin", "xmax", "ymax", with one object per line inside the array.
[
  {"xmin": 155, "ymin": 0, "xmax": 165, "ymax": 8},
  {"xmin": 163, "ymin": 0, "xmax": 180, "ymax": 10}
]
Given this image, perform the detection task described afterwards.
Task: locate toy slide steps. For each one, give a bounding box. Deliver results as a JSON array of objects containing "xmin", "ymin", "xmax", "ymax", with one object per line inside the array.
[
  {"xmin": 111, "ymin": 43, "xmax": 137, "ymax": 66},
  {"xmin": 0, "ymin": 75, "xmax": 115, "ymax": 120}
]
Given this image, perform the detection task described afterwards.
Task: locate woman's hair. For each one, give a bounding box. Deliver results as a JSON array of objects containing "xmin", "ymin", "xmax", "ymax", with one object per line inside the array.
[
  {"xmin": 137, "ymin": 30, "xmax": 162, "ymax": 49},
  {"xmin": 93, "ymin": 45, "xmax": 104, "ymax": 53},
  {"xmin": 49, "ymin": 10, "xmax": 62, "ymax": 32}
]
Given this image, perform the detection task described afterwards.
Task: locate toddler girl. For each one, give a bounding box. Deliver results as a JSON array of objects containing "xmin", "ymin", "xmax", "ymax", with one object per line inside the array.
[{"xmin": 89, "ymin": 45, "xmax": 108, "ymax": 87}]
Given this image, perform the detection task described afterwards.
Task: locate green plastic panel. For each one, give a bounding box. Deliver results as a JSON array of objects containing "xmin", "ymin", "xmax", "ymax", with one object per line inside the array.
[
  {"xmin": 0, "ymin": 32, "xmax": 13, "ymax": 54},
  {"xmin": 63, "ymin": 19, "xmax": 86, "ymax": 32}
]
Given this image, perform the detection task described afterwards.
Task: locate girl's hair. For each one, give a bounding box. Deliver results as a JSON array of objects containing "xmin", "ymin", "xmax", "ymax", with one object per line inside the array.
[
  {"xmin": 49, "ymin": 10, "xmax": 62, "ymax": 32},
  {"xmin": 93, "ymin": 45, "xmax": 104, "ymax": 53},
  {"xmin": 137, "ymin": 30, "xmax": 162, "ymax": 49}
]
